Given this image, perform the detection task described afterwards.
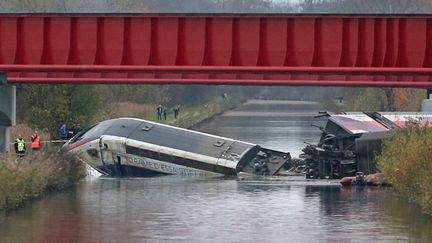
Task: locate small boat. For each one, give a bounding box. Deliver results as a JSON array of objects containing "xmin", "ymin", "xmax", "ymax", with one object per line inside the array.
[
  {"xmin": 340, "ymin": 172, "xmax": 366, "ymax": 186},
  {"xmin": 340, "ymin": 176, "xmax": 356, "ymax": 186},
  {"xmin": 63, "ymin": 118, "xmax": 290, "ymax": 177},
  {"xmin": 340, "ymin": 172, "xmax": 389, "ymax": 186}
]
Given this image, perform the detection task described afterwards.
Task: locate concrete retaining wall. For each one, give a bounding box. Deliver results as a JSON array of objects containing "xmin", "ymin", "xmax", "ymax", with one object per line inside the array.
[{"xmin": 0, "ymin": 74, "xmax": 16, "ymax": 152}]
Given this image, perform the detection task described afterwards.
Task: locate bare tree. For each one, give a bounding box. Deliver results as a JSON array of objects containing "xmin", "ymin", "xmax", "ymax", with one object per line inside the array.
[
  {"xmin": 300, "ymin": 0, "xmax": 432, "ymax": 13},
  {"xmin": 214, "ymin": 0, "xmax": 273, "ymax": 13}
]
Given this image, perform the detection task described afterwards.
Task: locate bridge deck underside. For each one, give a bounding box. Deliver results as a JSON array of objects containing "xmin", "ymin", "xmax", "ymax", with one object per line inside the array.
[{"xmin": 1, "ymin": 14, "xmax": 432, "ymax": 87}]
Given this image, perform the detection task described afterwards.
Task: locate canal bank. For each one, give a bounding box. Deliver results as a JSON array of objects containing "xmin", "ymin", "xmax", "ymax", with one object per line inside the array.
[
  {"xmin": 0, "ymin": 148, "xmax": 85, "ymax": 211},
  {"xmin": 377, "ymin": 125, "xmax": 432, "ymax": 216}
]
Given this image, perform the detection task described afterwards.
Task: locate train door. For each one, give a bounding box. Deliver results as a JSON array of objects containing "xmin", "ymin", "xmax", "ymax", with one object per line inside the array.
[{"xmin": 99, "ymin": 136, "xmax": 124, "ymax": 176}]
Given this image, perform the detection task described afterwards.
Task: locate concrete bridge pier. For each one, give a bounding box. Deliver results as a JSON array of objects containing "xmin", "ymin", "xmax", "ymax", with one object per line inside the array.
[
  {"xmin": 0, "ymin": 73, "xmax": 16, "ymax": 153},
  {"xmin": 0, "ymin": 126, "xmax": 10, "ymax": 152},
  {"xmin": 421, "ymin": 89, "xmax": 432, "ymax": 112}
]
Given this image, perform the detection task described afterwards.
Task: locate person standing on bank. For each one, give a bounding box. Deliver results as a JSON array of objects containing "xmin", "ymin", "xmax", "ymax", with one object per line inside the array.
[
  {"xmin": 163, "ymin": 106, "xmax": 167, "ymax": 120},
  {"xmin": 173, "ymin": 104, "xmax": 180, "ymax": 119},
  {"xmin": 14, "ymin": 137, "xmax": 26, "ymax": 157},
  {"xmin": 157, "ymin": 105, "xmax": 163, "ymax": 120},
  {"xmin": 31, "ymin": 131, "xmax": 41, "ymax": 153},
  {"xmin": 59, "ymin": 124, "xmax": 68, "ymax": 140}
]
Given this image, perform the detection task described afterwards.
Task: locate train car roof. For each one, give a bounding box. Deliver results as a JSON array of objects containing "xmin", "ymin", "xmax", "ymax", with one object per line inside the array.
[
  {"xmin": 328, "ymin": 113, "xmax": 390, "ymax": 134},
  {"xmin": 102, "ymin": 118, "xmax": 258, "ymax": 158}
]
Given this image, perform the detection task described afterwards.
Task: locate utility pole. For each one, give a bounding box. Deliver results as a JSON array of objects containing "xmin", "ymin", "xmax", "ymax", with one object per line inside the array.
[{"xmin": 0, "ymin": 73, "xmax": 16, "ymax": 152}]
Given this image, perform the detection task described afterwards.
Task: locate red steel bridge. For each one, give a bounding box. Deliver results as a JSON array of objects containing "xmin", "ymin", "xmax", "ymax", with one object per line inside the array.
[{"xmin": 2, "ymin": 14, "xmax": 432, "ymax": 87}]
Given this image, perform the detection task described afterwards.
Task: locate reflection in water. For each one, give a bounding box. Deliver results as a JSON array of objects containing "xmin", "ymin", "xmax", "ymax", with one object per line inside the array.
[
  {"xmin": 378, "ymin": 193, "xmax": 432, "ymax": 242},
  {"xmin": 1, "ymin": 178, "xmax": 429, "ymax": 243},
  {"xmin": 1, "ymin": 100, "xmax": 431, "ymax": 242}
]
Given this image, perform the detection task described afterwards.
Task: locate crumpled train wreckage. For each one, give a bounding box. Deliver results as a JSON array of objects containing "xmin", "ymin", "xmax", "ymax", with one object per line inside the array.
[{"xmin": 301, "ymin": 112, "xmax": 432, "ymax": 179}]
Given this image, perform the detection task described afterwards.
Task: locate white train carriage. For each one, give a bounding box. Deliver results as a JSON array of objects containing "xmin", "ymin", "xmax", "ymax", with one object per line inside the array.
[{"xmin": 63, "ymin": 118, "xmax": 290, "ymax": 177}]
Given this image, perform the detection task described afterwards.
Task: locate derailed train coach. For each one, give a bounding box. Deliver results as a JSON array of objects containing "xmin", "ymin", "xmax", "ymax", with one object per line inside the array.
[
  {"xmin": 302, "ymin": 112, "xmax": 432, "ymax": 179},
  {"xmin": 63, "ymin": 118, "xmax": 290, "ymax": 177}
]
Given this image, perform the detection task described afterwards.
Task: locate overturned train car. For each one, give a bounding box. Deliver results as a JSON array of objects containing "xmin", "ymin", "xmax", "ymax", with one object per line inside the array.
[
  {"xmin": 63, "ymin": 118, "xmax": 290, "ymax": 177},
  {"xmin": 302, "ymin": 112, "xmax": 432, "ymax": 179}
]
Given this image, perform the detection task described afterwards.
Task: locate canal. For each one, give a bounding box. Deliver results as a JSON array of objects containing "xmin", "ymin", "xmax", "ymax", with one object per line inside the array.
[{"xmin": 1, "ymin": 100, "xmax": 431, "ymax": 242}]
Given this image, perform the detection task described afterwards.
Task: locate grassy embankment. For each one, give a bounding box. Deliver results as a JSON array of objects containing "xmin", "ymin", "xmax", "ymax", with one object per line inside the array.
[
  {"xmin": 144, "ymin": 95, "xmax": 243, "ymax": 128},
  {"xmin": 0, "ymin": 95, "xmax": 243, "ymax": 211},
  {"xmin": 377, "ymin": 124, "xmax": 432, "ymax": 215},
  {"xmin": 94, "ymin": 95, "xmax": 243, "ymax": 129},
  {"xmin": 0, "ymin": 148, "xmax": 85, "ymax": 211}
]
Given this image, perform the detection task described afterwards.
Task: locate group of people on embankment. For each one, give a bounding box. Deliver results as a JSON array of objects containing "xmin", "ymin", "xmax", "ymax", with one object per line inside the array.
[
  {"xmin": 14, "ymin": 131, "xmax": 41, "ymax": 157},
  {"xmin": 13, "ymin": 123, "xmax": 83, "ymax": 157},
  {"xmin": 13, "ymin": 105, "xmax": 183, "ymax": 157},
  {"xmin": 156, "ymin": 104, "xmax": 181, "ymax": 121},
  {"xmin": 58, "ymin": 123, "xmax": 83, "ymax": 140}
]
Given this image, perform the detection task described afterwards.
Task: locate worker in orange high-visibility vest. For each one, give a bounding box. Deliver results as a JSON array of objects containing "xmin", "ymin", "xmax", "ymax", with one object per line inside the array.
[{"xmin": 31, "ymin": 131, "xmax": 41, "ymax": 153}]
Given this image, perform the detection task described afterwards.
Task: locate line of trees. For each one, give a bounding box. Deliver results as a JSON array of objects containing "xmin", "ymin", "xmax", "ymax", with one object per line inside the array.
[
  {"xmin": 2, "ymin": 0, "xmax": 432, "ymax": 13},
  {"xmin": 340, "ymin": 88, "xmax": 425, "ymax": 112},
  {"xmin": 300, "ymin": 0, "xmax": 432, "ymax": 13}
]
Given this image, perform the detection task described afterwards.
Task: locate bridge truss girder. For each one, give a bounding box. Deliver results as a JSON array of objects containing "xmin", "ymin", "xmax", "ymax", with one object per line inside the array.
[{"xmin": 0, "ymin": 14, "xmax": 431, "ymax": 87}]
